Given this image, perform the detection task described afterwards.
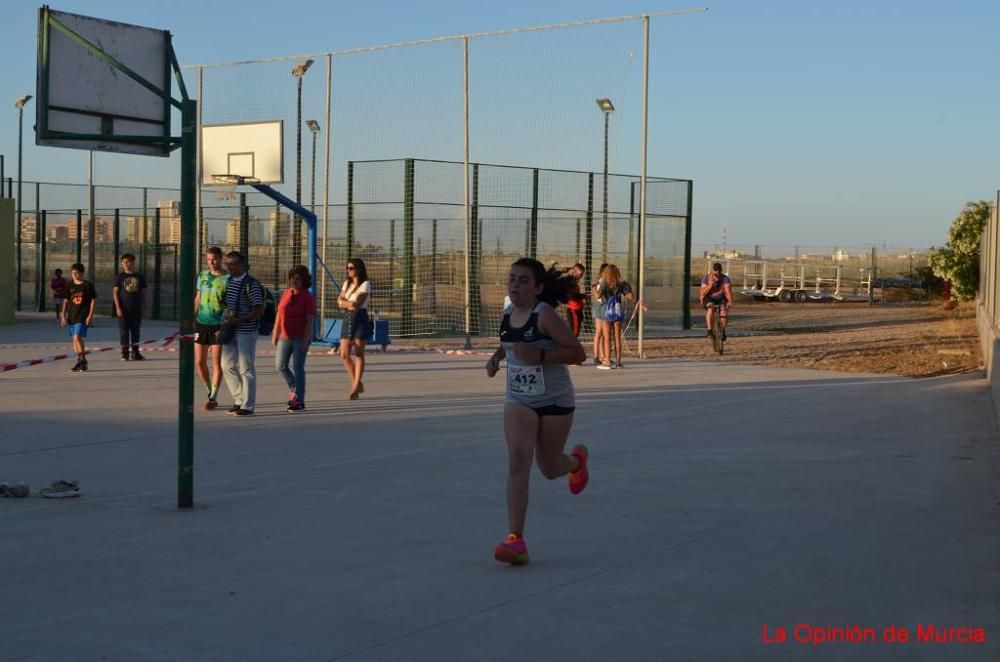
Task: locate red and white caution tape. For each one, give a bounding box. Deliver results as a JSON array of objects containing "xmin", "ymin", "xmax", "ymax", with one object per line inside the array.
[{"xmin": 0, "ymin": 332, "xmax": 189, "ymax": 373}]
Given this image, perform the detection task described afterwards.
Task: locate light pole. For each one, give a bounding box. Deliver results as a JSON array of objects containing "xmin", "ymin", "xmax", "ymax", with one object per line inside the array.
[
  {"xmin": 306, "ymin": 120, "xmax": 320, "ymax": 215},
  {"xmin": 15, "ymin": 94, "xmax": 32, "ymax": 311},
  {"xmin": 88, "ymin": 149, "xmax": 95, "ymax": 283},
  {"xmin": 596, "ymin": 98, "xmax": 614, "ymax": 261},
  {"xmin": 291, "ymin": 59, "xmax": 314, "ymax": 266}
]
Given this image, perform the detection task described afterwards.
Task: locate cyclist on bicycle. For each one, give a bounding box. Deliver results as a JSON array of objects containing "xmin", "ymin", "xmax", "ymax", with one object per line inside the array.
[{"xmin": 699, "ymin": 262, "xmax": 734, "ymax": 340}]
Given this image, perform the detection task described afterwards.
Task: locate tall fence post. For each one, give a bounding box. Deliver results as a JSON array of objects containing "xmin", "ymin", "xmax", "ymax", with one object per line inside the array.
[
  {"xmin": 529, "ymin": 168, "xmax": 539, "ymax": 258},
  {"xmin": 152, "ymin": 207, "xmax": 162, "ymax": 320},
  {"xmin": 142, "ymin": 188, "xmax": 148, "ymax": 274},
  {"xmin": 239, "ymin": 193, "xmax": 249, "ymax": 259},
  {"xmin": 270, "ymin": 202, "xmax": 279, "ymax": 288},
  {"xmin": 112, "ymin": 209, "xmax": 120, "ymax": 319},
  {"xmin": 87, "ymin": 151, "xmax": 95, "ymax": 282},
  {"xmin": 76, "ymin": 209, "xmax": 82, "ymax": 265},
  {"xmin": 36, "ymin": 210, "xmax": 47, "ymax": 312},
  {"xmin": 585, "ymin": 173, "xmax": 594, "ymax": 281},
  {"xmin": 386, "ymin": 218, "xmax": 396, "ymax": 319},
  {"xmin": 431, "ymin": 218, "xmax": 438, "ymax": 320},
  {"xmin": 34, "ymin": 181, "xmax": 41, "ymax": 311},
  {"xmin": 683, "ymin": 180, "xmax": 694, "ymax": 329},
  {"xmin": 402, "ymin": 159, "xmax": 415, "ymax": 334},
  {"xmin": 627, "ymin": 181, "xmax": 636, "ymax": 284},
  {"xmin": 462, "ymin": 36, "xmax": 472, "ymax": 349},
  {"xmin": 470, "ymin": 163, "xmax": 481, "ymax": 335},
  {"xmin": 197, "ymin": 206, "xmax": 204, "ymax": 259},
  {"xmin": 576, "ymin": 218, "xmax": 582, "ymax": 260},
  {"xmin": 346, "ymin": 161, "xmax": 355, "ymax": 261}
]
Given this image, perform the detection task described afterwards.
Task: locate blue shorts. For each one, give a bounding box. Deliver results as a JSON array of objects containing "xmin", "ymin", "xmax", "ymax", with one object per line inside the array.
[{"xmin": 67, "ymin": 323, "xmax": 88, "ymax": 338}]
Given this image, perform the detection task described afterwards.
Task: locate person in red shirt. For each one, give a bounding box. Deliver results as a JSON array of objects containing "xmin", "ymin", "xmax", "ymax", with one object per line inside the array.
[
  {"xmin": 50, "ymin": 268, "xmax": 68, "ymax": 321},
  {"xmin": 272, "ymin": 265, "xmax": 316, "ymax": 412},
  {"xmin": 565, "ymin": 262, "xmax": 586, "ymax": 337}
]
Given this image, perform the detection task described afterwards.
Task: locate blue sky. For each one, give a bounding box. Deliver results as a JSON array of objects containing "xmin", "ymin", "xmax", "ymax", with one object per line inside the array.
[{"xmin": 2, "ymin": 0, "xmax": 998, "ymax": 248}]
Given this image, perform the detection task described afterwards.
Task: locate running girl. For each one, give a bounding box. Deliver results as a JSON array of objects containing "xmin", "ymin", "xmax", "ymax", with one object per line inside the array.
[{"xmin": 485, "ymin": 258, "xmax": 589, "ymax": 565}]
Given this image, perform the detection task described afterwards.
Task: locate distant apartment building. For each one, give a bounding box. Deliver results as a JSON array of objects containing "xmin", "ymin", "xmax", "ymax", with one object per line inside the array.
[
  {"xmin": 64, "ymin": 218, "xmax": 114, "ymax": 242},
  {"xmin": 125, "ymin": 216, "xmax": 146, "ymax": 244},
  {"xmin": 226, "ymin": 214, "xmax": 268, "ymax": 246},
  {"xmin": 157, "ymin": 200, "xmax": 181, "ymax": 243}
]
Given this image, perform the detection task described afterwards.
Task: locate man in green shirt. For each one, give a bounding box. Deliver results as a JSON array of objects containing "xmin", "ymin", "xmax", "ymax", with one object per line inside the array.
[{"xmin": 193, "ymin": 246, "xmax": 229, "ymax": 409}]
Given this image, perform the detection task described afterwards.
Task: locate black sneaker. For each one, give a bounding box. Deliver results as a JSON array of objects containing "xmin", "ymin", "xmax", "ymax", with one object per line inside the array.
[
  {"xmin": 705, "ymin": 330, "xmax": 713, "ymax": 337},
  {"xmin": 721, "ymin": 329, "xmax": 727, "ymax": 341},
  {"xmin": 286, "ymin": 401, "xmax": 305, "ymax": 412},
  {"xmin": 120, "ymin": 352, "xmax": 130, "ymax": 362},
  {"xmin": 235, "ymin": 408, "xmax": 254, "ymax": 416},
  {"xmin": 227, "ymin": 405, "xmax": 241, "ymax": 415},
  {"xmin": 131, "ymin": 350, "xmax": 146, "ymax": 361},
  {"xmin": 69, "ymin": 360, "xmax": 82, "ymax": 372},
  {"xmin": 80, "ymin": 360, "xmax": 88, "ymax": 372}
]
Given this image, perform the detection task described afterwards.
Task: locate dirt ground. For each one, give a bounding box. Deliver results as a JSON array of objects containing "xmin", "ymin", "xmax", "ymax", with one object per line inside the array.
[
  {"xmin": 643, "ymin": 301, "xmax": 982, "ymax": 378},
  {"xmin": 403, "ymin": 300, "xmax": 983, "ymax": 379}
]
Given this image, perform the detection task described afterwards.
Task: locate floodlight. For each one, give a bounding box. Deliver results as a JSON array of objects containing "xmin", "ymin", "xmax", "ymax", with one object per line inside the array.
[
  {"xmin": 292, "ymin": 59, "xmax": 314, "ymax": 77},
  {"xmin": 306, "ymin": 119, "xmax": 320, "ymax": 133},
  {"xmin": 595, "ymin": 98, "xmax": 614, "ymax": 113},
  {"xmin": 15, "ymin": 95, "xmax": 33, "ymax": 109}
]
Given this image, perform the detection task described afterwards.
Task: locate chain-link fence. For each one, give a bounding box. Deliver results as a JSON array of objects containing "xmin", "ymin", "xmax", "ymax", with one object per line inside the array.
[{"xmin": 8, "ymin": 165, "xmax": 692, "ymax": 337}]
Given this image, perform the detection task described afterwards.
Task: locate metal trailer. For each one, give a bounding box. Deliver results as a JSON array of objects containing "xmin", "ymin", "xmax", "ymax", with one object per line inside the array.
[{"xmin": 708, "ymin": 259, "xmax": 872, "ymax": 303}]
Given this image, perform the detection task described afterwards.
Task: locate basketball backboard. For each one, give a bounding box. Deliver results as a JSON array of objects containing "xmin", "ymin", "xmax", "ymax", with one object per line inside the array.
[
  {"xmin": 36, "ymin": 7, "xmax": 174, "ymax": 157},
  {"xmin": 201, "ymin": 121, "xmax": 284, "ymax": 186}
]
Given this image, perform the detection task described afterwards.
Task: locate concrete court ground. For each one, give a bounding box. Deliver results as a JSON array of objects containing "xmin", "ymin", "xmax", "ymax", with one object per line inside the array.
[{"xmin": 0, "ymin": 313, "xmax": 998, "ymax": 661}]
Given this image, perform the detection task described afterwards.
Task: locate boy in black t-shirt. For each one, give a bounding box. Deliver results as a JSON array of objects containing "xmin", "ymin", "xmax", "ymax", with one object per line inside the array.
[
  {"xmin": 113, "ymin": 253, "xmax": 148, "ymax": 361},
  {"xmin": 61, "ymin": 262, "xmax": 98, "ymax": 372}
]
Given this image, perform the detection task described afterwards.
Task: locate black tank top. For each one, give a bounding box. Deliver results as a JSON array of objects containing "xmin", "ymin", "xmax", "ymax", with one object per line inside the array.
[{"xmin": 500, "ymin": 305, "xmax": 551, "ymax": 344}]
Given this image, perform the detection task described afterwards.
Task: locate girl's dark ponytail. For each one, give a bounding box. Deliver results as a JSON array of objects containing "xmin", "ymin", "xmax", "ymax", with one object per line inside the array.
[{"xmin": 511, "ymin": 257, "xmax": 576, "ymax": 307}]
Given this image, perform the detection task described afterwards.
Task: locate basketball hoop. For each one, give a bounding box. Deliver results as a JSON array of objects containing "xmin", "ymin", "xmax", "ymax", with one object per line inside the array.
[
  {"xmin": 215, "ymin": 179, "xmax": 237, "ymax": 202},
  {"xmin": 211, "ymin": 174, "xmax": 257, "ymax": 203}
]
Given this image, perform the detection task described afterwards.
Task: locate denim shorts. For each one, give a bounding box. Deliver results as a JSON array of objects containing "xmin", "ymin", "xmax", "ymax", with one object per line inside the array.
[{"xmin": 67, "ymin": 322, "xmax": 87, "ymax": 338}]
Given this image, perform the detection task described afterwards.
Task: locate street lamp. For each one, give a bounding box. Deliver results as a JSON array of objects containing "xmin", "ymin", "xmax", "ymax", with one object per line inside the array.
[
  {"xmin": 305, "ymin": 120, "xmax": 320, "ymax": 215},
  {"xmin": 15, "ymin": 94, "xmax": 33, "ymax": 311},
  {"xmin": 291, "ymin": 59, "xmax": 314, "ymax": 265},
  {"xmin": 596, "ymin": 98, "xmax": 614, "ymax": 261}
]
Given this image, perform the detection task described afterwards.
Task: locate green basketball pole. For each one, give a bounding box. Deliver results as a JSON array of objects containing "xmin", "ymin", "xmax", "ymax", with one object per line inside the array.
[{"xmin": 178, "ymin": 99, "xmax": 197, "ymax": 508}]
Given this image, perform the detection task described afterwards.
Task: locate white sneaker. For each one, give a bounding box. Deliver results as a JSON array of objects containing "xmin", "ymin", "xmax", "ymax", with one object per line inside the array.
[
  {"xmin": 39, "ymin": 480, "xmax": 81, "ymax": 498},
  {"xmin": 597, "ymin": 362, "xmax": 612, "ymax": 370}
]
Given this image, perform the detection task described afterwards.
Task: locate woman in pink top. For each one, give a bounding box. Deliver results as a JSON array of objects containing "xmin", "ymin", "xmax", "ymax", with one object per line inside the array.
[{"xmin": 272, "ymin": 265, "xmax": 316, "ymax": 412}]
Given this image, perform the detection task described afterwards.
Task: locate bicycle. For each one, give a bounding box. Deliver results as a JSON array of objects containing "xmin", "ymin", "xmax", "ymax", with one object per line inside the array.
[{"xmin": 707, "ymin": 302, "xmax": 726, "ymax": 355}]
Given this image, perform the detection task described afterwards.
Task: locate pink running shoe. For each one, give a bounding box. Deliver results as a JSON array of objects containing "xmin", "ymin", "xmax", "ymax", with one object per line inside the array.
[
  {"xmin": 494, "ymin": 534, "xmax": 529, "ymax": 565},
  {"xmin": 569, "ymin": 444, "xmax": 589, "ymax": 495}
]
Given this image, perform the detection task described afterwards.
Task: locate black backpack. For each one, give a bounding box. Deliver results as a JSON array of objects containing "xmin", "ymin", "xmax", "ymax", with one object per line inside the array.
[{"xmin": 243, "ymin": 277, "xmax": 277, "ymax": 336}]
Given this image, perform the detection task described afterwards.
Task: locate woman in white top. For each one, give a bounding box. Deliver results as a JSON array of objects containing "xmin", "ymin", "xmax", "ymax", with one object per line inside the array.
[{"xmin": 338, "ymin": 258, "xmax": 371, "ymax": 400}]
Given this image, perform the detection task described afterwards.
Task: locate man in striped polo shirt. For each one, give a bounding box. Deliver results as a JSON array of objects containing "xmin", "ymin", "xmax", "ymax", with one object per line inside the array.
[{"xmin": 221, "ymin": 251, "xmax": 264, "ymax": 416}]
